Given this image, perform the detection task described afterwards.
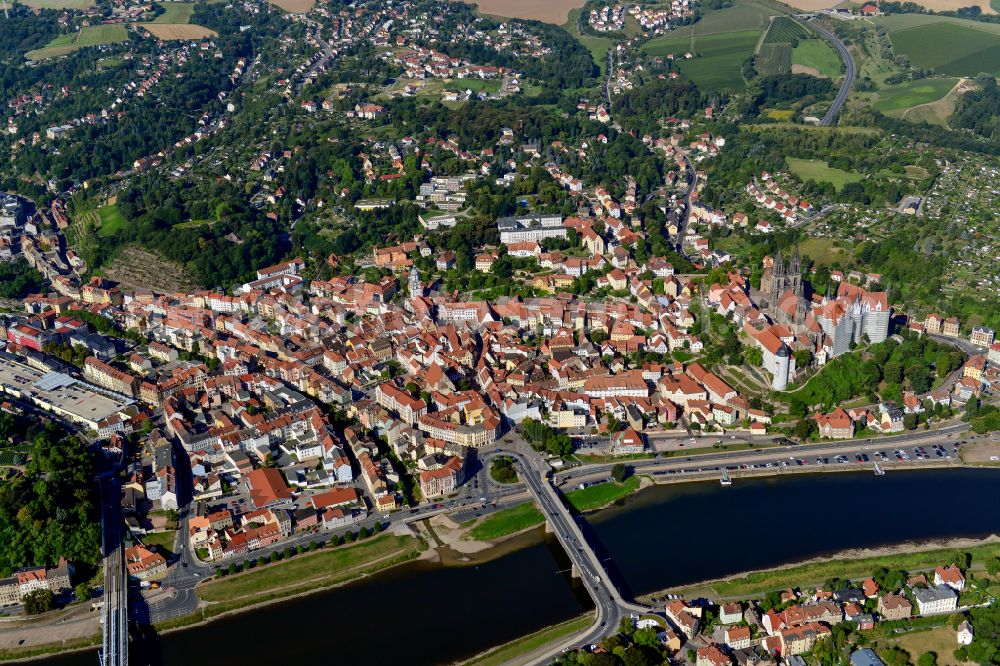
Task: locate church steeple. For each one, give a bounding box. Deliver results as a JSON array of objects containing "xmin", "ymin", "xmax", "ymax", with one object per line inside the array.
[{"xmin": 790, "ymin": 246, "xmax": 801, "ymax": 276}]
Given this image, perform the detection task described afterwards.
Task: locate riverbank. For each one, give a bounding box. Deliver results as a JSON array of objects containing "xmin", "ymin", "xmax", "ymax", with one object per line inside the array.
[
  {"xmin": 638, "ymin": 535, "xmax": 1000, "ymax": 603},
  {"xmin": 460, "ymin": 612, "xmax": 595, "ymax": 666}
]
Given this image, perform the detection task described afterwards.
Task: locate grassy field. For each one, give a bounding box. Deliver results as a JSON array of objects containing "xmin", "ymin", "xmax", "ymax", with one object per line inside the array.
[
  {"xmin": 877, "ymin": 625, "xmax": 966, "ymax": 666},
  {"xmin": 873, "ymin": 78, "xmax": 958, "ymax": 114},
  {"xmin": 643, "ymin": 30, "xmax": 761, "ymax": 91},
  {"xmin": 153, "ymin": 1, "xmax": 195, "ymax": 23},
  {"xmin": 795, "ymin": 237, "xmax": 849, "ymax": 266},
  {"xmin": 198, "ymin": 534, "xmax": 423, "ymax": 603},
  {"xmin": 563, "ymin": 9, "xmax": 615, "ymax": 75},
  {"xmin": 564, "ymin": 477, "xmax": 640, "ymax": 512},
  {"xmin": 703, "ymin": 540, "xmax": 1000, "ymax": 598},
  {"xmin": 883, "ymin": 19, "xmax": 1000, "ymax": 76},
  {"xmin": 786, "ymin": 157, "xmax": 862, "ymax": 191},
  {"xmin": 27, "ymin": 24, "xmax": 127, "ymax": 59},
  {"xmin": 97, "ymin": 204, "xmax": 126, "ymax": 237},
  {"xmin": 686, "ymin": 0, "xmax": 775, "ymax": 35},
  {"xmin": 468, "ymin": 502, "xmax": 544, "ymax": 541},
  {"xmin": 792, "ymin": 39, "xmax": 842, "ymax": 78},
  {"xmin": 142, "ymin": 24, "xmax": 217, "ymax": 39},
  {"xmin": 463, "ymin": 613, "xmax": 595, "ymax": 666}
]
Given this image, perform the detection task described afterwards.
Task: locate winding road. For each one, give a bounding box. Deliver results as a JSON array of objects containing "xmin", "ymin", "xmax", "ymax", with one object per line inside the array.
[{"xmin": 802, "ymin": 18, "xmax": 856, "ymax": 126}]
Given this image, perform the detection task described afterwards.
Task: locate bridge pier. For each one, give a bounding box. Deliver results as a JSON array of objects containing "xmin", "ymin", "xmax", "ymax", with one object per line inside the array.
[
  {"xmin": 544, "ymin": 519, "xmax": 553, "ymax": 534},
  {"xmin": 571, "ymin": 563, "xmax": 580, "ymax": 579}
]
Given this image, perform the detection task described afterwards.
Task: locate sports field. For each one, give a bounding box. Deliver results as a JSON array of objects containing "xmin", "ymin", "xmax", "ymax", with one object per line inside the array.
[
  {"xmin": 26, "ymin": 24, "xmax": 127, "ymax": 60},
  {"xmin": 879, "ymin": 15, "xmax": 1000, "ymax": 76},
  {"xmin": 142, "ymin": 24, "xmax": 217, "ymax": 39},
  {"xmin": 873, "ymin": 77, "xmax": 959, "ymax": 113},
  {"xmin": 786, "ymin": 157, "xmax": 862, "ymax": 191},
  {"xmin": 791, "ymin": 39, "xmax": 841, "ymax": 78},
  {"xmin": 153, "ymin": 2, "xmax": 195, "ymax": 23}
]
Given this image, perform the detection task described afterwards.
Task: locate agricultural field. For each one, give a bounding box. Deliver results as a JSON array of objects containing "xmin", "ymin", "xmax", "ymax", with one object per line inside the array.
[
  {"xmin": 142, "ymin": 24, "xmax": 217, "ymax": 40},
  {"xmin": 267, "ymin": 0, "xmax": 315, "ymax": 12},
  {"xmin": 643, "ymin": 30, "xmax": 761, "ymax": 91},
  {"xmin": 152, "ymin": 1, "xmax": 195, "ymax": 23},
  {"xmin": 791, "ymin": 39, "xmax": 841, "ymax": 78},
  {"xmin": 755, "ymin": 43, "xmax": 791, "ymax": 76},
  {"xmin": 26, "ymin": 24, "xmax": 128, "ymax": 60},
  {"xmin": 641, "ymin": 0, "xmax": 776, "ymax": 89},
  {"xmin": 786, "ymin": 157, "xmax": 862, "ymax": 191},
  {"xmin": 464, "ymin": 0, "xmax": 585, "ymax": 24},
  {"xmin": 762, "ymin": 16, "xmax": 809, "ymax": 44},
  {"xmin": 872, "ymin": 77, "xmax": 959, "ymax": 114},
  {"xmin": 17, "ymin": 0, "xmax": 93, "ymax": 8},
  {"xmin": 879, "ymin": 15, "xmax": 1000, "ymax": 76}
]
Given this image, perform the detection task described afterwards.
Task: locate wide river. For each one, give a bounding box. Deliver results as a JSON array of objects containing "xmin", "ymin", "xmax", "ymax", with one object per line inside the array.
[{"xmin": 45, "ymin": 468, "xmax": 1000, "ymax": 666}]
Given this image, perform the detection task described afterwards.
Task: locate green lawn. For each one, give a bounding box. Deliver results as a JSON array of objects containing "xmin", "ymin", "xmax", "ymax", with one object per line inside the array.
[
  {"xmin": 141, "ymin": 530, "xmax": 177, "ymax": 558},
  {"xmin": 468, "ymin": 502, "xmax": 544, "ymax": 541},
  {"xmin": 97, "ymin": 204, "xmax": 127, "ymax": 237},
  {"xmin": 707, "ymin": 541, "xmax": 1000, "ymax": 598},
  {"xmin": 643, "ymin": 30, "xmax": 761, "ymax": 91},
  {"xmin": 786, "ymin": 157, "xmax": 862, "ymax": 191},
  {"xmin": 153, "ymin": 1, "xmax": 195, "ymax": 23},
  {"xmin": 198, "ymin": 534, "xmax": 423, "ymax": 603},
  {"xmin": 464, "ymin": 613, "xmax": 595, "ymax": 666},
  {"xmin": 564, "ymin": 477, "xmax": 640, "ymax": 512},
  {"xmin": 792, "ymin": 39, "xmax": 842, "ymax": 78},
  {"xmin": 888, "ymin": 21, "xmax": 1000, "ymax": 76},
  {"xmin": 873, "ymin": 78, "xmax": 958, "ymax": 114}
]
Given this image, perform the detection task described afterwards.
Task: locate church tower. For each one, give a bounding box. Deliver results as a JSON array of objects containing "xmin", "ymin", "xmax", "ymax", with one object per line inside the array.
[
  {"xmin": 408, "ymin": 267, "xmax": 422, "ymax": 299},
  {"xmin": 788, "ymin": 246, "xmax": 802, "ymax": 297}
]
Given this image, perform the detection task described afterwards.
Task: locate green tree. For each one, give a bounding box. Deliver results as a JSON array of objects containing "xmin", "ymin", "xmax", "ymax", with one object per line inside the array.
[
  {"xmin": 75, "ymin": 583, "xmax": 91, "ymax": 603},
  {"xmin": 611, "ymin": 463, "xmax": 628, "ymax": 483},
  {"xmin": 23, "ymin": 589, "xmax": 56, "ymax": 615},
  {"xmin": 917, "ymin": 652, "xmax": 937, "ymax": 666}
]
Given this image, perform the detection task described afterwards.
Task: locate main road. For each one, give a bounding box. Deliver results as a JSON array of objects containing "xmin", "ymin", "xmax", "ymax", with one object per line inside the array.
[{"xmin": 802, "ymin": 17, "xmax": 856, "ymax": 126}]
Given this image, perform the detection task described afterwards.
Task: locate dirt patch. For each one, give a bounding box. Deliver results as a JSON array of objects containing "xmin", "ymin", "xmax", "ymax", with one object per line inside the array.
[
  {"xmin": 462, "ymin": 0, "xmax": 586, "ymax": 24},
  {"xmin": 792, "ymin": 63, "xmax": 824, "ymax": 77},
  {"xmin": 960, "ymin": 437, "xmax": 1000, "ymax": 464},
  {"xmin": 102, "ymin": 245, "xmax": 201, "ymax": 293}
]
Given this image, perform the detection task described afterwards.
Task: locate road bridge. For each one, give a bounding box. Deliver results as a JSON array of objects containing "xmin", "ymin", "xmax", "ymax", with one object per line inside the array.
[{"xmin": 501, "ymin": 450, "xmax": 650, "ymax": 663}]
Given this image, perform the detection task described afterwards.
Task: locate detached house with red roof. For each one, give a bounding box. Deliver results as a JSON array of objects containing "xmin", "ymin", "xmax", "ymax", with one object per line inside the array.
[{"xmin": 934, "ymin": 564, "xmax": 965, "ymax": 592}]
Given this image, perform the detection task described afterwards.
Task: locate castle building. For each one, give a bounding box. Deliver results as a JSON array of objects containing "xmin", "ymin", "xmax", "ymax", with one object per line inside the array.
[{"xmin": 814, "ymin": 283, "xmax": 891, "ymax": 357}]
